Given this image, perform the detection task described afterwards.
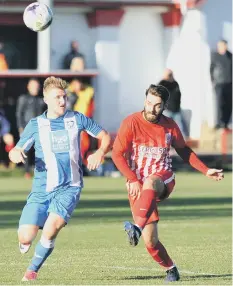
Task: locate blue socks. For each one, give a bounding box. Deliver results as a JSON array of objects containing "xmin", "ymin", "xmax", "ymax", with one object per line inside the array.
[{"xmin": 28, "ymin": 236, "xmax": 55, "ymax": 272}]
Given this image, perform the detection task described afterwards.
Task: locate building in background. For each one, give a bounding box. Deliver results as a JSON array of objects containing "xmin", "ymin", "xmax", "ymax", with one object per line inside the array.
[{"xmin": 0, "ymin": 0, "xmax": 231, "ymax": 144}]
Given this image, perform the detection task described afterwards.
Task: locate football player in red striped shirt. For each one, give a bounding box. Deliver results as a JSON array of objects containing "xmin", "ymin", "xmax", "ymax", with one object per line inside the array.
[{"xmin": 112, "ymin": 84, "xmax": 224, "ymax": 282}]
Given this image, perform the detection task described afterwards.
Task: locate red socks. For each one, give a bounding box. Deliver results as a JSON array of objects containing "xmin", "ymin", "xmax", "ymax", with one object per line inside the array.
[
  {"xmin": 146, "ymin": 240, "xmax": 173, "ymax": 268},
  {"xmin": 133, "ymin": 189, "xmax": 157, "ymax": 229}
]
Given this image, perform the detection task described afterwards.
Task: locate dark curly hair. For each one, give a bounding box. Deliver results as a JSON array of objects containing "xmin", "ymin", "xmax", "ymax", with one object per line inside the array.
[{"xmin": 145, "ymin": 84, "xmax": 170, "ymax": 104}]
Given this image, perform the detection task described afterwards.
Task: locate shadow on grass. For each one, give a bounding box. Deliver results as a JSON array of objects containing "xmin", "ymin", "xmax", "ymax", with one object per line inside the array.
[
  {"xmin": 0, "ymin": 193, "xmax": 231, "ymax": 229},
  {"xmin": 123, "ymin": 275, "xmax": 164, "ymax": 280},
  {"xmin": 123, "ymin": 273, "xmax": 232, "ymax": 281}
]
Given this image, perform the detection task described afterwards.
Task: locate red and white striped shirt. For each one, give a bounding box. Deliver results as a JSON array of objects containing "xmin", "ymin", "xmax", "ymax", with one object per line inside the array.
[
  {"xmin": 113, "ymin": 111, "xmax": 209, "ymax": 183},
  {"xmin": 113, "ymin": 112, "xmax": 185, "ymax": 182}
]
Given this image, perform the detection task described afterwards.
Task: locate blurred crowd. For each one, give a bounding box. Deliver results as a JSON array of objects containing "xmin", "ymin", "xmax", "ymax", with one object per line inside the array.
[
  {"xmin": 0, "ymin": 39, "xmax": 232, "ymax": 176},
  {"xmin": 0, "ymin": 39, "xmax": 85, "ymax": 71},
  {"xmin": 0, "ymin": 75, "xmax": 96, "ymax": 177}
]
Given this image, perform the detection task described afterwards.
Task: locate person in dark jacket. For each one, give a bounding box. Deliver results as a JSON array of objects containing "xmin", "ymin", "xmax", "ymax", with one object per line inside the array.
[
  {"xmin": 16, "ymin": 78, "xmax": 45, "ymax": 178},
  {"xmin": 210, "ymin": 40, "xmax": 232, "ymax": 129},
  {"xmin": 0, "ymin": 111, "xmax": 15, "ymax": 164},
  {"xmin": 63, "ymin": 41, "xmax": 85, "ymax": 70},
  {"xmin": 158, "ymin": 69, "xmax": 186, "ymax": 137}
]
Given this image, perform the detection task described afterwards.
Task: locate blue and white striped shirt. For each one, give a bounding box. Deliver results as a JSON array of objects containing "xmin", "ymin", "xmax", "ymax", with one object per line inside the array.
[{"xmin": 16, "ymin": 110, "xmax": 103, "ymax": 191}]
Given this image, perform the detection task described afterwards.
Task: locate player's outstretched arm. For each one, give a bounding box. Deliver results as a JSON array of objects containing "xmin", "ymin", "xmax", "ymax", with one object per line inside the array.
[
  {"xmin": 172, "ymin": 121, "xmax": 224, "ymax": 182},
  {"xmin": 87, "ymin": 130, "xmax": 111, "ymax": 171},
  {"xmin": 175, "ymin": 145, "xmax": 224, "ymax": 181},
  {"xmin": 9, "ymin": 119, "xmax": 35, "ymax": 164},
  {"xmin": 9, "ymin": 147, "xmax": 27, "ymax": 164}
]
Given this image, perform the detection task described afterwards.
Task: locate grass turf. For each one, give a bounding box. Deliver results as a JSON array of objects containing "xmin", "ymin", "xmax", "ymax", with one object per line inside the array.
[{"xmin": 0, "ymin": 172, "xmax": 231, "ymax": 285}]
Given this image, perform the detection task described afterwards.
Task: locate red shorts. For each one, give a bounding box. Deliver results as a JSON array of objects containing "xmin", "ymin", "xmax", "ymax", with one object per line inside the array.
[{"xmin": 128, "ymin": 171, "xmax": 175, "ymax": 223}]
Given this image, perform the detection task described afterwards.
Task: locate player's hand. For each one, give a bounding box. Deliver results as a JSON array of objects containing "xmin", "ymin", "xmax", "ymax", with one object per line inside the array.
[
  {"xmin": 127, "ymin": 181, "xmax": 142, "ymax": 199},
  {"xmin": 9, "ymin": 148, "xmax": 27, "ymax": 164},
  {"xmin": 87, "ymin": 149, "xmax": 104, "ymax": 171},
  {"xmin": 206, "ymin": 169, "xmax": 224, "ymax": 181}
]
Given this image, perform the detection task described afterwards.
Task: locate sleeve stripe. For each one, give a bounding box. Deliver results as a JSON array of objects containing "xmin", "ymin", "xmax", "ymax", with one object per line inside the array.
[
  {"xmin": 22, "ymin": 138, "xmax": 34, "ymax": 151},
  {"xmin": 87, "ymin": 126, "xmax": 103, "ymax": 137},
  {"xmin": 86, "ymin": 128, "xmax": 102, "ymax": 138}
]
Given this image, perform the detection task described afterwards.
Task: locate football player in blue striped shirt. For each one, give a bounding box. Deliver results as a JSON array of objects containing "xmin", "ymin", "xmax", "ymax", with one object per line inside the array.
[{"xmin": 9, "ymin": 76, "xmax": 112, "ymax": 282}]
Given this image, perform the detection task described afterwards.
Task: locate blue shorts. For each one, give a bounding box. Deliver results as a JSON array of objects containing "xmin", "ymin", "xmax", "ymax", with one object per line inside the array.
[{"xmin": 19, "ymin": 187, "xmax": 82, "ymax": 228}]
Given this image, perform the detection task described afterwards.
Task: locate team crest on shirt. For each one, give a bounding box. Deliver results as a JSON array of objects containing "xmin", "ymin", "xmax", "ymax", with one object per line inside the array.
[
  {"xmin": 165, "ymin": 133, "xmax": 172, "ymax": 144},
  {"xmin": 50, "ymin": 130, "xmax": 70, "ymax": 153},
  {"xmin": 65, "ymin": 120, "xmax": 75, "ymax": 129}
]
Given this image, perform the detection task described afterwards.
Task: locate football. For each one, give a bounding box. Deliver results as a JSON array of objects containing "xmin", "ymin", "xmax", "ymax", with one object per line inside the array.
[{"xmin": 23, "ymin": 2, "xmax": 53, "ymax": 32}]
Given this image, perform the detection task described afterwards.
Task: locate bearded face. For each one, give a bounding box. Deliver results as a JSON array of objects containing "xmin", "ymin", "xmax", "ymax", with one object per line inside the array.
[{"xmin": 143, "ymin": 93, "xmax": 165, "ymax": 123}]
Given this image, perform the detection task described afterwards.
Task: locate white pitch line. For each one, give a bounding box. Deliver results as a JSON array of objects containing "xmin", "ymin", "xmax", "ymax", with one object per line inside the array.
[
  {"xmin": 1, "ymin": 262, "xmax": 231, "ymax": 277},
  {"xmin": 94, "ymin": 265, "xmax": 229, "ymax": 277}
]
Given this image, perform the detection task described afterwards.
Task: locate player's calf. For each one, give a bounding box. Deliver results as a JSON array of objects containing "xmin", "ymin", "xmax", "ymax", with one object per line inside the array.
[
  {"xmin": 27, "ymin": 236, "xmax": 55, "ymax": 273},
  {"xmin": 132, "ymin": 189, "xmax": 157, "ymax": 230}
]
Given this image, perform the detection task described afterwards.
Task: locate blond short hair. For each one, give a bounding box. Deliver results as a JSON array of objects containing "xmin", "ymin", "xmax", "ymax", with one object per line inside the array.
[{"xmin": 43, "ymin": 76, "xmax": 68, "ymax": 93}]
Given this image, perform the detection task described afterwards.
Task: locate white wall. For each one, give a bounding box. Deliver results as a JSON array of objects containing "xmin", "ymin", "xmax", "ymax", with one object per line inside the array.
[
  {"xmin": 48, "ymin": 1, "xmax": 232, "ymax": 136},
  {"xmin": 119, "ymin": 8, "xmax": 165, "ymax": 121},
  {"xmin": 93, "ymin": 26, "xmax": 120, "ymax": 131},
  {"xmin": 201, "ymin": 0, "xmax": 232, "ymax": 52},
  {"xmin": 166, "ymin": 0, "xmax": 232, "ymax": 137},
  {"xmin": 163, "ymin": 26, "xmax": 180, "ymax": 61},
  {"xmin": 166, "ymin": 9, "xmax": 212, "ymax": 138},
  {"xmin": 50, "ymin": 12, "xmax": 96, "ymax": 69}
]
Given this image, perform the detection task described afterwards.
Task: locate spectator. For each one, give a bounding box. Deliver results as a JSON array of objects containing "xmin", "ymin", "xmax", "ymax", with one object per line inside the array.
[
  {"xmin": 16, "ymin": 78, "xmax": 45, "ymax": 178},
  {"xmin": 0, "ymin": 41, "xmax": 9, "ymax": 71},
  {"xmin": 63, "ymin": 41, "xmax": 85, "ymax": 71},
  {"xmin": 210, "ymin": 40, "xmax": 232, "ymax": 129},
  {"xmin": 0, "ymin": 40, "xmax": 20, "ymax": 69},
  {"xmin": 158, "ymin": 69, "xmax": 186, "ymax": 137},
  {"xmin": 0, "ymin": 110, "xmax": 15, "ymax": 160},
  {"xmin": 67, "ymin": 78, "xmax": 94, "ymax": 117},
  {"xmin": 67, "ymin": 78, "xmax": 95, "ymax": 164},
  {"xmin": 3, "ymin": 97, "xmax": 17, "ymax": 137}
]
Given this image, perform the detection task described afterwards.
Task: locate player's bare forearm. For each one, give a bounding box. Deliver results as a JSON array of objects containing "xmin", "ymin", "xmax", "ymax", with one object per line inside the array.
[
  {"xmin": 175, "ymin": 145, "xmax": 208, "ymax": 175},
  {"xmin": 112, "ymin": 149, "xmax": 138, "ymax": 182},
  {"xmin": 87, "ymin": 130, "xmax": 111, "ymax": 171},
  {"xmin": 96, "ymin": 130, "xmax": 112, "ymax": 155}
]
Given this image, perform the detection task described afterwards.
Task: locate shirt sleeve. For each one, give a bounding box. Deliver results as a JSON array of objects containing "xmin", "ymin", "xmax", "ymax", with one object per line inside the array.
[
  {"xmin": 113, "ymin": 118, "xmax": 133, "ymax": 153},
  {"xmin": 112, "ymin": 118, "xmax": 138, "ymax": 182},
  {"xmin": 171, "ymin": 121, "xmax": 186, "ymax": 148},
  {"xmin": 172, "ymin": 121, "xmax": 208, "ymax": 175},
  {"xmin": 16, "ymin": 120, "xmax": 35, "ymax": 152},
  {"xmin": 76, "ymin": 113, "xmax": 103, "ymax": 137}
]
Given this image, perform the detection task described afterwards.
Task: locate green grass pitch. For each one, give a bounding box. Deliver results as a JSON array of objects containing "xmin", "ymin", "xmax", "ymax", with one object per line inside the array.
[{"xmin": 0, "ymin": 172, "xmax": 231, "ymax": 285}]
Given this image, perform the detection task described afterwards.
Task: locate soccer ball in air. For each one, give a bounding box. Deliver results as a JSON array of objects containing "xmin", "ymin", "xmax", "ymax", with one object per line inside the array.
[{"xmin": 23, "ymin": 2, "xmax": 53, "ymax": 32}]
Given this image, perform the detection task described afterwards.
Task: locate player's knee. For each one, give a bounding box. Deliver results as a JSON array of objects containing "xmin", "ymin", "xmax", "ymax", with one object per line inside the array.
[
  {"xmin": 54, "ymin": 219, "xmax": 66, "ymax": 232},
  {"xmin": 143, "ymin": 177, "xmax": 154, "ymax": 190},
  {"xmin": 143, "ymin": 176, "xmax": 165, "ymax": 197},
  {"xmin": 43, "ymin": 220, "xmax": 65, "ymax": 240},
  {"xmin": 18, "ymin": 230, "xmax": 36, "ymax": 244}
]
